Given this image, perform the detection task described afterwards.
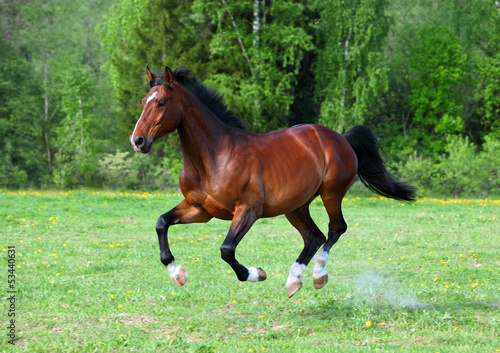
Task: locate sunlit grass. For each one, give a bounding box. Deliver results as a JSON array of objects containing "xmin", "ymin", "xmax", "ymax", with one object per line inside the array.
[{"xmin": 1, "ymin": 190, "xmax": 499, "ymax": 352}]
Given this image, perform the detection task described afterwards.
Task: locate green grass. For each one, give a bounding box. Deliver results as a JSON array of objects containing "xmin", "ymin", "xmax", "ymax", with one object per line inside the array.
[{"xmin": 1, "ymin": 190, "xmax": 499, "ymax": 352}]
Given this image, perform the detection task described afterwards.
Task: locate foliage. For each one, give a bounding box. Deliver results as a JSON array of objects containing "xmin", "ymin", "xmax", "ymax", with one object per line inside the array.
[
  {"xmin": 399, "ymin": 136, "xmax": 500, "ymax": 198},
  {"xmin": 0, "ymin": 0, "xmax": 499, "ymax": 196},
  {"xmin": 408, "ymin": 25, "xmax": 466, "ymax": 149},
  {"xmin": 314, "ymin": 0, "xmax": 390, "ymax": 133},
  {"xmin": 193, "ymin": 0, "xmax": 314, "ymax": 131}
]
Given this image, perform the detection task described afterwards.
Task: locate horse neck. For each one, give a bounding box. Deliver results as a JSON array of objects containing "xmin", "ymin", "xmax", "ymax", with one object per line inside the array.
[{"xmin": 176, "ymin": 88, "xmax": 232, "ymax": 171}]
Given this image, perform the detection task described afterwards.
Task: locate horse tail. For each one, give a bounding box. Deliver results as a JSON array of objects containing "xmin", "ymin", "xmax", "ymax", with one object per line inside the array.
[{"xmin": 343, "ymin": 125, "xmax": 416, "ymax": 201}]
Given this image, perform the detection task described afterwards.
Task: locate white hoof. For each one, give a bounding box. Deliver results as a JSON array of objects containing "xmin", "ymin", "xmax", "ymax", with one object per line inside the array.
[{"xmin": 167, "ymin": 262, "xmax": 187, "ymax": 287}]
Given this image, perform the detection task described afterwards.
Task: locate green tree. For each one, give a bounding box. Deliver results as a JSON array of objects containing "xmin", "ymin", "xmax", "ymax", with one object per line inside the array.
[
  {"xmin": 0, "ymin": 35, "xmax": 42, "ymax": 187},
  {"xmin": 193, "ymin": 0, "xmax": 314, "ymax": 131},
  {"xmin": 313, "ymin": 0, "xmax": 390, "ymax": 133},
  {"xmin": 407, "ymin": 25, "xmax": 466, "ymax": 151},
  {"xmin": 99, "ymin": 0, "xmax": 218, "ymax": 137}
]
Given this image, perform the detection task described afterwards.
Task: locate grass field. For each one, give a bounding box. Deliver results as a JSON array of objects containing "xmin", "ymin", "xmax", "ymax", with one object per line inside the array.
[{"xmin": 1, "ymin": 189, "xmax": 499, "ymax": 352}]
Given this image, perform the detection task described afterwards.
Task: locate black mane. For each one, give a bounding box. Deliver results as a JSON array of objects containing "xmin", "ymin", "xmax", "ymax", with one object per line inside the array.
[{"xmin": 149, "ymin": 67, "xmax": 246, "ymax": 130}]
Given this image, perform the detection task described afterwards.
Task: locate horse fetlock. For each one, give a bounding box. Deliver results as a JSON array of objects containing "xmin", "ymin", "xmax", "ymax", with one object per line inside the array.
[
  {"xmin": 160, "ymin": 253, "xmax": 173, "ymax": 267},
  {"xmin": 312, "ymin": 249, "xmax": 329, "ymax": 289},
  {"xmin": 286, "ymin": 262, "xmax": 306, "ymax": 297}
]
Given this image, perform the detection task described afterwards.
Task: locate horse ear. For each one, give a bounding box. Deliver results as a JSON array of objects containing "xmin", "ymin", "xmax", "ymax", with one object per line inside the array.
[
  {"xmin": 164, "ymin": 67, "xmax": 174, "ymax": 87},
  {"xmin": 146, "ymin": 66, "xmax": 155, "ymax": 82}
]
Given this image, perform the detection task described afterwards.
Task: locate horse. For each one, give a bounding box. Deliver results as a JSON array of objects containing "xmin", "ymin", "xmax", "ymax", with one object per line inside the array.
[{"xmin": 130, "ymin": 66, "xmax": 415, "ymax": 298}]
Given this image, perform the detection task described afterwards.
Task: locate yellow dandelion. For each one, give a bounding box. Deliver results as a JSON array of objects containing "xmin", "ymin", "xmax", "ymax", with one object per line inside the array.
[
  {"xmin": 56, "ymin": 273, "xmax": 60, "ymax": 276},
  {"xmin": 379, "ymin": 322, "xmax": 385, "ymax": 326},
  {"xmin": 366, "ymin": 321, "xmax": 372, "ymax": 327},
  {"xmin": 110, "ymin": 294, "xmax": 114, "ymax": 298},
  {"xmin": 118, "ymin": 305, "xmax": 123, "ymax": 308},
  {"xmin": 68, "ymin": 290, "xmax": 72, "ymax": 293}
]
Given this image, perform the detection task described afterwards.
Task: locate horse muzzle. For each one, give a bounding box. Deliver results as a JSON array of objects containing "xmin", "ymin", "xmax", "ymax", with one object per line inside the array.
[{"xmin": 130, "ymin": 135, "xmax": 153, "ymax": 153}]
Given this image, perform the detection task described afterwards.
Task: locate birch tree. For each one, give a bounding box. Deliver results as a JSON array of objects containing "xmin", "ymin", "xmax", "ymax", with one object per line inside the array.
[
  {"xmin": 313, "ymin": 0, "xmax": 390, "ymax": 133},
  {"xmin": 193, "ymin": 0, "xmax": 313, "ymax": 131}
]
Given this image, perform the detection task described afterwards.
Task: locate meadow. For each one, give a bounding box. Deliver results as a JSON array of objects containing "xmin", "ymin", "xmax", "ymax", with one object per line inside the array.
[{"xmin": 0, "ymin": 189, "xmax": 499, "ymax": 352}]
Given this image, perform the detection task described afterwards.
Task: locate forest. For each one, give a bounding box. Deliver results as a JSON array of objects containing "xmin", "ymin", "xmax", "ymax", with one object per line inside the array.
[{"xmin": 1, "ymin": 0, "xmax": 499, "ymax": 197}]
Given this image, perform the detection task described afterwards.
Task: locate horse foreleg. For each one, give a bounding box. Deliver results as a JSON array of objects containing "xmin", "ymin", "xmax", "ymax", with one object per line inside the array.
[
  {"xmin": 285, "ymin": 206, "xmax": 326, "ymax": 298},
  {"xmin": 220, "ymin": 206, "xmax": 267, "ymax": 283},
  {"xmin": 156, "ymin": 200, "xmax": 212, "ymax": 286}
]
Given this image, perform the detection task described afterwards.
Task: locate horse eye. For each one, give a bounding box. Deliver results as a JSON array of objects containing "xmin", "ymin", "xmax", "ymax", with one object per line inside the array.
[{"xmin": 157, "ymin": 101, "xmax": 166, "ymax": 107}]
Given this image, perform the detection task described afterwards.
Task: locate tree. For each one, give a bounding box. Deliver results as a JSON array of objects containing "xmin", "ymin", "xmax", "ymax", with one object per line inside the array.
[
  {"xmin": 193, "ymin": 0, "xmax": 314, "ymax": 131},
  {"xmin": 407, "ymin": 25, "xmax": 466, "ymax": 151},
  {"xmin": 313, "ymin": 0, "xmax": 390, "ymax": 133}
]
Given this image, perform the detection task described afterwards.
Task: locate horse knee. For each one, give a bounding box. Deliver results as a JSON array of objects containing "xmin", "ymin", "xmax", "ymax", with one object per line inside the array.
[
  {"xmin": 156, "ymin": 215, "xmax": 167, "ymax": 232},
  {"xmin": 220, "ymin": 245, "xmax": 235, "ymax": 263}
]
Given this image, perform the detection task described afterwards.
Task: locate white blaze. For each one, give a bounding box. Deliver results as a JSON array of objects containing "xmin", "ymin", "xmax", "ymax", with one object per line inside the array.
[{"xmin": 131, "ymin": 91, "xmax": 158, "ymax": 143}]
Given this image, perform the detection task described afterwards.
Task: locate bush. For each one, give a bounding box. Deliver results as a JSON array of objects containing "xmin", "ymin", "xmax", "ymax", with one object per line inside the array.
[
  {"xmin": 97, "ymin": 150, "xmax": 136, "ymax": 189},
  {"xmin": 397, "ymin": 135, "xmax": 499, "ymax": 198}
]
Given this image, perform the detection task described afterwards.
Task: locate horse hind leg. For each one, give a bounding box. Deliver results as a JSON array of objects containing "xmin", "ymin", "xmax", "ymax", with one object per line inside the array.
[
  {"xmin": 312, "ymin": 194, "xmax": 347, "ymax": 290},
  {"xmin": 285, "ymin": 205, "xmax": 326, "ymax": 298}
]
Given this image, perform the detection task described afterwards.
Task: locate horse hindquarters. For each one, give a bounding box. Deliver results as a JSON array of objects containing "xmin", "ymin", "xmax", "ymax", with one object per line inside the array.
[
  {"xmin": 285, "ymin": 126, "xmax": 357, "ymax": 297},
  {"xmin": 310, "ymin": 127, "xmax": 358, "ymax": 291}
]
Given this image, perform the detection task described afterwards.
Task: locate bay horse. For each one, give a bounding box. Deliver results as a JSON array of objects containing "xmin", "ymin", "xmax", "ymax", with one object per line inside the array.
[{"xmin": 130, "ymin": 66, "xmax": 415, "ymax": 298}]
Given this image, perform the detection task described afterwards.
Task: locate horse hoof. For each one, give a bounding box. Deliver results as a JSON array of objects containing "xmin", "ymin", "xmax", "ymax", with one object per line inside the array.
[
  {"xmin": 287, "ymin": 281, "xmax": 302, "ymax": 298},
  {"xmin": 173, "ymin": 267, "xmax": 187, "ymax": 287},
  {"xmin": 257, "ymin": 267, "xmax": 267, "ymax": 281},
  {"xmin": 313, "ymin": 273, "xmax": 328, "ymax": 289},
  {"xmin": 247, "ymin": 267, "xmax": 267, "ymax": 282}
]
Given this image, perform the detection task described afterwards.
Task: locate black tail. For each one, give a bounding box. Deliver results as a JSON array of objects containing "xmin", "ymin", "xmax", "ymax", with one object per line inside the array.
[{"xmin": 343, "ymin": 125, "xmax": 416, "ymax": 201}]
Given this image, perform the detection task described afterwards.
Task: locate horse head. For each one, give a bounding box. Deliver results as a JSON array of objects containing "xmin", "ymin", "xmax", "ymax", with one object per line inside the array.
[{"xmin": 130, "ymin": 66, "xmax": 182, "ymax": 153}]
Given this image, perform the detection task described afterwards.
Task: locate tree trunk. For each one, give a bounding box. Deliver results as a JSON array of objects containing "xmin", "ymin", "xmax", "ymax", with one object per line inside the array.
[{"xmin": 44, "ymin": 61, "xmax": 52, "ymax": 169}]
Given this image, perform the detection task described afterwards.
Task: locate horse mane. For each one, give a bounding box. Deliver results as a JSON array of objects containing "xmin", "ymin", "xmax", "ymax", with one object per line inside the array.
[{"xmin": 149, "ymin": 67, "xmax": 246, "ymax": 130}]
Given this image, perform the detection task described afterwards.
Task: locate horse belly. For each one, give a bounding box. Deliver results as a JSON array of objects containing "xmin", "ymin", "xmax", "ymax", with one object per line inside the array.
[{"xmin": 260, "ymin": 155, "xmax": 324, "ymax": 217}]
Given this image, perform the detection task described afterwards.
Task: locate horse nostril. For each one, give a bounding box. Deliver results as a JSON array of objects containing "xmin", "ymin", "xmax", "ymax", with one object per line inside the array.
[{"xmin": 134, "ymin": 136, "xmax": 145, "ymax": 148}]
